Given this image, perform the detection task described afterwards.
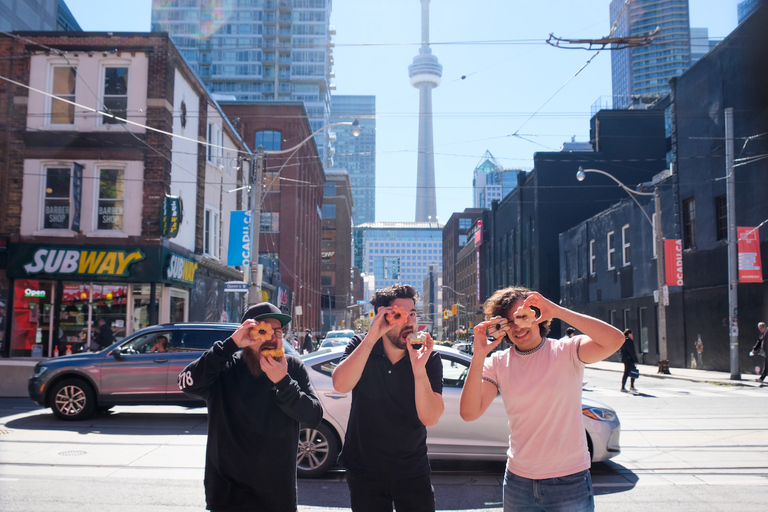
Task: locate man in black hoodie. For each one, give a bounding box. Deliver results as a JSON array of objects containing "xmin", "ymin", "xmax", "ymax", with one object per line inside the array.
[{"xmin": 179, "ymin": 302, "xmax": 323, "ymax": 512}]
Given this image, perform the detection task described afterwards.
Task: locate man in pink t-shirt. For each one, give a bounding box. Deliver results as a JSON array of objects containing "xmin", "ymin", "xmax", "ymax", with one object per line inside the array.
[{"xmin": 460, "ymin": 287, "xmax": 624, "ymax": 512}]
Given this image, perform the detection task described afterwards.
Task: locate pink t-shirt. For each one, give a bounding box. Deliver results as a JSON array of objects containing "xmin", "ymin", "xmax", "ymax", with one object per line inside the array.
[{"xmin": 483, "ymin": 336, "xmax": 590, "ymax": 479}]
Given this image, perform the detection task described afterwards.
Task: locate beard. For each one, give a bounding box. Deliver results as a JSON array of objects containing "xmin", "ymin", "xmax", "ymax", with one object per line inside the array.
[
  {"xmin": 242, "ymin": 346, "xmax": 264, "ymax": 377},
  {"xmin": 385, "ymin": 324, "xmax": 414, "ymax": 350}
]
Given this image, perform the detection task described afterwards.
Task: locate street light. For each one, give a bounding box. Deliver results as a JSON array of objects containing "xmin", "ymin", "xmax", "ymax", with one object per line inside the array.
[
  {"xmin": 577, "ymin": 167, "xmax": 670, "ymax": 374},
  {"xmin": 248, "ymin": 120, "xmax": 362, "ymax": 307}
]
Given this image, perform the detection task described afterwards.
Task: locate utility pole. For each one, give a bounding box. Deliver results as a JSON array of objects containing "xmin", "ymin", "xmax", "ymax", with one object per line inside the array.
[
  {"xmin": 725, "ymin": 108, "xmax": 740, "ymax": 380},
  {"xmin": 248, "ymin": 146, "xmax": 264, "ymax": 307}
]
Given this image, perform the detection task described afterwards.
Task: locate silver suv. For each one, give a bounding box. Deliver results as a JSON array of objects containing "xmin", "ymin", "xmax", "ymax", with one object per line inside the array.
[{"xmin": 28, "ymin": 323, "xmax": 244, "ymax": 420}]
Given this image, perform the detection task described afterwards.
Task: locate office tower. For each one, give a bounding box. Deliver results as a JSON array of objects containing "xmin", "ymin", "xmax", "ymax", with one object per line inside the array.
[
  {"xmin": 609, "ymin": 0, "xmax": 691, "ymax": 109},
  {"xmin": 408, "ymin": 0, "xmax": 441, "ymax": 222},
  {"xmin": 330, "ymin": 95, "xmax": 376, "ymax": 225},
  {"xmin": 0, "ymin": 0, "xmax": 81, "ymax": 31},
  {"xmin": 738, "ymin": 0, "xmax": 761, "ymax": 23},
  {"xmin": 354, "ymin": 222, "xmax": 443, "ymax": 309},
  {"xmin": 472, "ymin": 151, "xmax": 523, "ymax": 209},
  {"xmin": 151, "ymin": 0, "xmax": 334, "ymax": 165}
]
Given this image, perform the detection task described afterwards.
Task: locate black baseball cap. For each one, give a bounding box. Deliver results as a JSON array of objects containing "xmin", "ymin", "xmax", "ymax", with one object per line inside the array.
[{"xmin": 241, "ymin": 302, "xmax": 292, "ymax": 327}]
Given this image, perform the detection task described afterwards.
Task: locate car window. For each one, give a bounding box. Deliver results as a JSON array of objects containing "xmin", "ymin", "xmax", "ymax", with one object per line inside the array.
[
  {"xmin": 312, "ymin": 356, "xmax": 342, "ymax": 377},
  {"xmin": 441, "ymin": 356, "xmax": 469, "ymax": 388},
  {"xmin": 175, "ymin": 329, "xmax": 234, "ymax": 351},
  {"xmin": 119, "ymin": 332, "xmax": 173, "ymax": 354}
]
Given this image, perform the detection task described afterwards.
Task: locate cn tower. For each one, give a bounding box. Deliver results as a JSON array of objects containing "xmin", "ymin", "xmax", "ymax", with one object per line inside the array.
[{"xmin": 408, "ymin": 0, "xmax": 442, "ymax": 222}]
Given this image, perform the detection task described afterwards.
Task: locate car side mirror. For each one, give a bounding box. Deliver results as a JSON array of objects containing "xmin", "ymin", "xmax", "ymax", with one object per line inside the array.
[{"xmin": 109, "ymin": 349, "xmax": 122, "ymax": 359}]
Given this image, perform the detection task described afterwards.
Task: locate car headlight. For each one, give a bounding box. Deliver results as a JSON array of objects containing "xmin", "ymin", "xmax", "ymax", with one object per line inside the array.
[
  {"xmin": 33, "ymin": 366, "xmax": 48, "ymax": 379},
  {"xmin": 582, "ymin": 407, "xmax": 616, "ymax": 422}
]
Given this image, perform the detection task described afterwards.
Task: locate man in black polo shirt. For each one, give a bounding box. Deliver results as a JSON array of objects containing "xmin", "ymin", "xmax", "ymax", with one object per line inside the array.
[{"xmin": 332, "ymin": 284, "xmax": 444, "ymax": 512}]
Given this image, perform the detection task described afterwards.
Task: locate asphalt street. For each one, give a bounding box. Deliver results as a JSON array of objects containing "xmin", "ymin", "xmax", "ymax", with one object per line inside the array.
[{"xmin": 1, "ymin": 364, "xmax": 767, "ymax": 511}]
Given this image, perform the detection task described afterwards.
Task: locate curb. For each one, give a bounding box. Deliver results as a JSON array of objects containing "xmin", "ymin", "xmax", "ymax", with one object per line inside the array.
[{"xmin": 586, "ymin": 364, "xmax": 763, "ymax": 388}]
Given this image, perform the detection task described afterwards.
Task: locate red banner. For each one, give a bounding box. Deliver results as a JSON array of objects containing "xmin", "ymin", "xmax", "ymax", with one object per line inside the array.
[
  {"xmin": 665, "ymin": 239, "xmax": 683, "ymax": 286},
  {"xmin": 738, "ymin": 227, "xmax": 763, "ymax": 283}
]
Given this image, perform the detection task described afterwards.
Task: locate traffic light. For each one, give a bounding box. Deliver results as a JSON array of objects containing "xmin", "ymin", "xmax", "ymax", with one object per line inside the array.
[
  {"xmin": 340, "ymin": 320, "xmax": 345, "ymax": 328},
  {"xmin": 469, "ymin": 322, "xmax": 473, "ymax": 329},
  {"xmin": 369, "ymin": 311, "xmax": 375, "ymax": 319},
  {"xmin": 451, "ymin": 304, "xmax": 458, "ymax": 316},
  {"xmin": 443, "ymin": 310, "xmax": 449, "ymax": 320}
]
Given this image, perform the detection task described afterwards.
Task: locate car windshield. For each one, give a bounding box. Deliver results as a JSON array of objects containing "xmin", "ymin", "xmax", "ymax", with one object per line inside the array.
[{"xmin": 327, "ymin": 330, "xmax": 354, "ymax": 338}]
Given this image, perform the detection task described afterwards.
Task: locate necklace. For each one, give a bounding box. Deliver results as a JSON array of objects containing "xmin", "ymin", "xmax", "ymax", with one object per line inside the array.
[{"xmin": 514, "ymin": 338, "xmax": 546, "ymax": 356}]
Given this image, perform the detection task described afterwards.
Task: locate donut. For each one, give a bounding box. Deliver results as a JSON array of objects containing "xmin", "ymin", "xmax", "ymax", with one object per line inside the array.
[
  {"xmin": 513, "ymin": 306, "xmax": 537, "ymax": 329},
  {"xmin": 407, "ymin": 331, "xmax": 428, "ymax": 347},
  {"xmin": 261, "ymin": 347, "xmax": 285, "ymax": 360},
  {"xmin": 386, "ymin": 306, "xmax": 408, "ymax": 325},
  {"xmin": 250, "ymin": 321, "xmax": 275, "ymax": 342},
  {"xmin": 487, "ymin": 316, "xmax": 509, "ymax": 340}
]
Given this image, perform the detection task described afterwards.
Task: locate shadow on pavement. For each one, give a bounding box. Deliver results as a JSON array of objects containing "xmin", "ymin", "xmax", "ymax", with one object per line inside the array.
[
  {"xmin": 3, "ymin": 405, "xmax": 209, "ymax": 435},
  {"xmin": 591, "ymin": 460, "xmax": 638, "ymax": 494}
]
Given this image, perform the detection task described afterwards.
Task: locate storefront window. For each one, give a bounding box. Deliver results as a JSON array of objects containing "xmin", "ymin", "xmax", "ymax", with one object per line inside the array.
[
  {"xmin": 11, "ymin": 280, "xmax": 55, "ymax": 357},
  {"xmin": 88, "ymin": 284, "xmax": 128, "ymax": 342},
  {"xmin": 170, "ymin": 288, "xmax": 188, "ymax": 323},
  {"xmin": 44, "ymin": 167, "xmax": 71, "ymax": 229}
]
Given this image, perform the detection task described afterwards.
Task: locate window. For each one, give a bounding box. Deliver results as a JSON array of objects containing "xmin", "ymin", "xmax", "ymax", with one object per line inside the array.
[
  {"xmin": 260, "ymin": 212, "xmax": 279, "ymax": 232},
  {"xmin": 607, "ymin": 231, "xmax": 616, "ymax": 270},
  {"xmin": 102, "ymin": 67, "xmax": 128, "ymax": 124},
  {"xmin": 322, "ymin": 204, "xmax": 336, "ymax": 218},
  {"xmin": 683, "ymin": 197, "xmax": 696, "ymax": 249},
  {"xmin": 458, "ymin": 234, "xmax": 467, "ymax": 247},
  {"xmin": 589, "ymin": 239, "xmax": 596, "ymax": 275},
  {"xmin": 43, "ymin": 167, "xmax": 71, "ymax": 229},
  {"xmin": 50, "ymin": 66, "xmax": 76, "ymax": 124},
  {"xmin": 715, "ymin": 194, "xmax": 727, "ymax": 241},
  {"xmin": 458, "ymin": 218, "xmax": 471, "ymax": 230},
  {"xmin": 609, "ymin": 310, "xmax": 619, "ymax": 327},
  {"xmin": 204, "ymin": 207, "xmax": 220, "ymax": 257},
  {"xmin": 207, "ymin": 123, "xmax": 223, "ymax": 165},
  {"xmin": 324, "ymin": 182, "xmax": 337, "ymax": 197},
  {"xmin": 262, "ymin": 171, "xmax": 280, "ymax": 192},
  {"xmin": 374, "ymin": 256, "xmax": 400, "ymax": 279},
  {"xmin": 623, "ymin": 309, "xmax": 631, "ymax": 331},
  {"xmin": 97, "ymin": 169, "xmax": 124, "ymax": 230},
  {"xmin": 652, "ymin": 213, "xmax": 658, "ymax": 258},
  {"xmin": 255, "ymin": 130, "xmax": 282, "ymax": 151},
  {"xmin": 621, "ymin": 224, "xmax": 630, "ymax": 266}
]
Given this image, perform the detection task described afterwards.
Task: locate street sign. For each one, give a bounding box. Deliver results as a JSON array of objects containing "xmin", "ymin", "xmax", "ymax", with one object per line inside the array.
[
  {"xmin": 356, "ymin": 300, "xmax": 368, "ymax": 304},
  {"xmin": 224, "ymin": 281, "xmax": 248, "ymax": 293}
]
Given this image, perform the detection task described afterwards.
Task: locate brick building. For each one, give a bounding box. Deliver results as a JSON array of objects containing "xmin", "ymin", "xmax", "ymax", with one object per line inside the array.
[
  {"xmin": 320, "ymin": 169, "xmax": 353, "ymax": 333},
  {"xmin": 219, "ymin": 101, "xmax": 325, "ymax": 333},
  {"xmin": 0, "ymin": 31, "xmax": 250, "ymax": 358}
]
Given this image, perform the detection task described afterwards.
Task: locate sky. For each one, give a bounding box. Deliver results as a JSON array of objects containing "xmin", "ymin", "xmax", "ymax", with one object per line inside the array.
[{"xmin": 64, "ymin": 0, "xmax": 743, "ymax": 224}]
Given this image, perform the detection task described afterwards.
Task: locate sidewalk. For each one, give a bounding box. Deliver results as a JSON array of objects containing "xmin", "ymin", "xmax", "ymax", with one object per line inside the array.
[{"xmin": 588, "ymin": 359, "xmax": 765, "ymax": 387}]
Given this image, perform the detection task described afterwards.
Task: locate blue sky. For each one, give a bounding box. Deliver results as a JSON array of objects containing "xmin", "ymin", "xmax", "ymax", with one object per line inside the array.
[{"xmin": 65, "ymin": 0, "xmax": 742, "ymax": 223}]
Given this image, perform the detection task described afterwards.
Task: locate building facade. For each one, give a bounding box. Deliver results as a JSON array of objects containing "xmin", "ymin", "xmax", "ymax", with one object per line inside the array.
[
  {"xmin": 354, "ymin": 222, "xmax": 442, "ymax": 310},
  {"xmin": 219, "ymin": 101, "xmax": 324, "ymax": 333},
  {"xmin": 609, "ymin": 0, "xmax": 691, "ymax": 109},
  {"xmin": 321, "ymin": 169, "xmax": 353, "ymax": 333},
  {"xmin": 441, "ymin": 208, "xmax": 484, "ymax": 339},
  {"xmin": 0, "ymin": 32, "xmax": 250, "ymax": 358},
  {"xmin": 151, "ymin": 0, "xmax": 335, "ymax": 165},
  {"xmin": 0, "ymin": 0, "xmax": 81, "ymax": 32},
  {"xmin": 329, "ymin": 94, "xmax": 375, "ymax": 225},
  {"xmin": 421, "ymin": 264, "xmax": 441, "ymax": 336}
]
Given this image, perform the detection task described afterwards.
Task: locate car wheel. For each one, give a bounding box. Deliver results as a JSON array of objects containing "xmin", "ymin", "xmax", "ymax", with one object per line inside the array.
[
  {"xmin": 50, "ymin": 378, "xmax": 95, "ymax": 421},
  {"xmin": 297, "ymin": 422, "xmax": 339, "ymax": 478},
  {"xmin": 586, "ymin": 431, "xmax": 594, "ymax": 462}
]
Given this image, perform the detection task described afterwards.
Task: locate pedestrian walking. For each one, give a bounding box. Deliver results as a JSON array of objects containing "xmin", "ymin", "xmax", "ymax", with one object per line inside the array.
[
  {"xmin": 620, "ymin": 329, "xmax": 639, "ymax": 393},
  {"xmin": 750, "ymin": 322, "xmax": 767, "ymax": 383},
  {"xmin": 178, "ymin": 302, "xmax": 323, "ymax": 512},
  {"xmin": 460, "ymin": 286, "xmax": 624, "ymax": 512},
  {"xmin": 303, "ymin": 329, "xmax": 314, "ymax": 354},
  {"xmin": 332, "ymin": 284, "xmax": 444, "ymax": 512}
]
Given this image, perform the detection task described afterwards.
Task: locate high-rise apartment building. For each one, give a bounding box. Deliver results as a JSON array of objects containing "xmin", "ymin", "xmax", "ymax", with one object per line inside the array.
[
  {"xmin": 609, "ymin": 0, "xmax": 691, "ymax": 109},
  {"xmin": 330, "ymin": 95, "xmax": 375, "ymax": 225},
  {"xmin": 0, "ymin": 0, "xmax": 81, "ymax": 31},
  {"xmin": 151, "ymin": 0, "xmax": 334, "ymax": 165}
]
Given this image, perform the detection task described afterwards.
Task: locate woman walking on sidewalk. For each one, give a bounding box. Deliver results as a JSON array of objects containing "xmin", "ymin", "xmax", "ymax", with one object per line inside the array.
[
  {"xmin": 620, "ymin": 329, "xmax": 639, "ymax": 393},
  {"xmin": 751, "ymin": 322, "xmax": 767, "ymax": 383}
]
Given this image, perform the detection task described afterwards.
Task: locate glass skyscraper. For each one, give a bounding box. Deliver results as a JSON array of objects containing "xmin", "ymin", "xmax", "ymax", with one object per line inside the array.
[
  {"xmin": 330, "ymin": 95, "xmax": 375, "ymax": 225},
  {"xmin": 609, "ymin": 0, "xmax": 691, "ymax": 109},
  {"xmin": 151, "ymin": 0, "xmax": 334, "ymax": 164}
]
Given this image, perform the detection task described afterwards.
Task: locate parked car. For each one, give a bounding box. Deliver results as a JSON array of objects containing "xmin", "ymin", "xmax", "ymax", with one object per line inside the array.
[
  {"xmin": 28, "ymin": 323, "xmax": 299, "ymax": 421},
  {"xmin": 318, "ymin": 329, "xmax": 355, "ymax": 349},
  {"xmin": 295, "ymin": 346, "xmax": 621, "ymax": 478}
]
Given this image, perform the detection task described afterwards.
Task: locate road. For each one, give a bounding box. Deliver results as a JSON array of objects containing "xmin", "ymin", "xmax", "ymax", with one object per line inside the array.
[{"xmin": 1, "ymin": 368, "xmax": 767, "ymax": 511}]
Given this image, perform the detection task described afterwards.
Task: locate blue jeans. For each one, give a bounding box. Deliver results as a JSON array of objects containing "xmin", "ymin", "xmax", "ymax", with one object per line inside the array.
[
  {"xmin": 503, "ymin": 469, "xmax": 594, "ymax": 512},
  {"xmin": 346, "ymin": 472, "xmax": 435, "ymax": 512}
]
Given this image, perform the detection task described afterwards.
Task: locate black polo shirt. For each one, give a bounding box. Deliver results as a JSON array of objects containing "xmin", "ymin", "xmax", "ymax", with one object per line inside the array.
[{"xmin": 339, "ymin": 334, "xmax": 443, "ymax": 479}]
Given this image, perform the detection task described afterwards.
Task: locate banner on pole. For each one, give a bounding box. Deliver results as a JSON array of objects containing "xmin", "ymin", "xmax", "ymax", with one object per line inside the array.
[
  {"xmin": 664, "ymin": 239, "xmax": 683, "ymax": 286},
  {"xmin": 738, "ymin": 227, "xmax": 763, "ymax": 283},
  {"xmin": 227, "ymin": 210, "xmax": 252, "ymax": 267}
]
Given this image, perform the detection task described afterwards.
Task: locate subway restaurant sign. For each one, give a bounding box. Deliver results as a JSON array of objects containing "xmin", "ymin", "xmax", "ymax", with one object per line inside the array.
[{"xmin": 8, "ymin": 244, "xmax": 199, "ymax": 287}]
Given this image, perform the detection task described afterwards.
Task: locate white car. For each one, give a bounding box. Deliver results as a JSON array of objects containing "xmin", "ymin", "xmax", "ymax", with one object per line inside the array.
[
  {"xmin": 318, "ymin": 329, "xmax": 356, "ymax": 348},
  {"xmin": 295, "ymin": 346, "xmax": 621, "ymax": 478}
]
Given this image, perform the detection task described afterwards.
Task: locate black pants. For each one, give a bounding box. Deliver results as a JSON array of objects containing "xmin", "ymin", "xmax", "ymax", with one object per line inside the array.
[
  {"xmin": 346, "ymin": 472, "xmax": 435, "ymax": 512},
  {"xmin": 621, "ymin": 362, "xmax": 636, "ymax": 388},
  {"xmin": 759, "ymin": 357, "xmax": 768, "ymax": 381}
]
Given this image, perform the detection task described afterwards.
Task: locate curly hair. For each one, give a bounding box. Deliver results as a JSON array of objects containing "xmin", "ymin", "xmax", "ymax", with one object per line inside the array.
[
  {"xmin": 483, "ymin": 286, "xmax": 551, "ymax": 337},
  {"xmin": 370, "ymin": 284, "xmax": 418, "ymax": 313}
]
